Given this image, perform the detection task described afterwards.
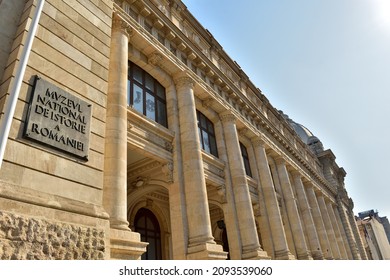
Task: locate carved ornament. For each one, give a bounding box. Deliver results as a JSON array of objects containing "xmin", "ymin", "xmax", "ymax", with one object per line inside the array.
[
  {"xmin": 174, "ymin": 76, "xmax": 195, "ymax": 90},
  {"xmin": 219, "ymin": 112, "xmax": 236, "ymax": 124},
  {"xmin": 112, "ymin": 13, "xmax": 133, "ymax": 38}
]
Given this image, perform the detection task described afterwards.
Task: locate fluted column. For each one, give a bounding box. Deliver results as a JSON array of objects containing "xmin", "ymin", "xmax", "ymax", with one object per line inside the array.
[
  {"xmin": 305, "ymin": 185, "xmax": 333, "ymax": 259},
  {"xmin": 317, "ymin": 194, "xmax": 341, "ymax": 259},
  {"xmin": 103, "ymin": 14, "xmax": 133, "ymax": 230},
  {"xmin": 275, "ymin": 158, "xmax": 312, "ymax": 259},
  {"xmin": 252, "ymin": 138, "xmax": 294, "ymax": 260},
  {"xmin": 220, "ymin": 113, "xmax": 268, "ymax": 260},
  {"xmin": 291, "ymin": 172, "xmax": 323, "ymax": 259},
  {"xmin": 174, "ymin": 74, "xmax": 225, "ymax": 259},
  {"xmin": 326, "ymin": 202, "xmax": 348, "ymax": 259}
]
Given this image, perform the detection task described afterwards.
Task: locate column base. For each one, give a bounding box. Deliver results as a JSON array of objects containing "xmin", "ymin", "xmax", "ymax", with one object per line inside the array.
[
  {"xmin": 242, "ymin": 248, "xmax": 270, "ymax": 260},
  {"xmin": 297, "ymin": 251, "xmax": 313, "ymax": 260},
  {"xmin": 109, "ymin": 228, "xmax": 148, "ymax": 260},
  {"xmin": 274, "ymin": 249, "xmax": 296, "ymax": 260},
  {"xmin": 311, "ymin": 251, "xmax": 324, "ymax": 260},
  {"xmin": 187, "ymin": 243, "xmax": 227, "ymax": 260}
]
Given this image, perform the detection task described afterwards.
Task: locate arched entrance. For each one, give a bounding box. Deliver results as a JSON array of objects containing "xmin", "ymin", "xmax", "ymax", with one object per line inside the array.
[{"xmin": 134, "ymin": 208, "xmax": 162, "ymax": 260}]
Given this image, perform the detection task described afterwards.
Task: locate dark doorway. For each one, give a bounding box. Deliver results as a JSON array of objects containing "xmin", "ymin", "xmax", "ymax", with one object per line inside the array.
[{"xmin": 134, "ymin": 208, "xmax": 162, "ymax": 260}]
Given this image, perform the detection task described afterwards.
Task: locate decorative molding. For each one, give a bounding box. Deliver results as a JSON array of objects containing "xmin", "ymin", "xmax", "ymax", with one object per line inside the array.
[
  {"xmin": 238, "ymin": 128, "xmax": 248, "ymax": 137},
  {"xmin": 253, "ymin": 203, "xmax": 261, "ymax": 217},
  {"xmin": 112, "ymin": 13, "xmax": 133, "ymax": 38},
  {"xmin": 128, "ymin": 161, "xmax": 162, "ymax": 178},
  {"xmin": 174, "ymin": 75, "xmax": 195, "ymax": 90},
  {"xmin": 219, "ymin": 112, "xmax": 236, "ymax": 124},
  {"xmin": 216, "ymin": 185, "xmax": 227, "ymax": 203},
  {"xmin": 202, "ymin": 98, "xmax": 214, "ymax": 109},
  {"xmin": 161, "ymin": 161, "xmax": 174, "ymax": 184},
  {"xmin": 148, "ymin": 52, "xmax": 163, "ymax": 66},
  {"xmin": 130, "ymin": 176, "xmax": 151, "ymax": 190}
]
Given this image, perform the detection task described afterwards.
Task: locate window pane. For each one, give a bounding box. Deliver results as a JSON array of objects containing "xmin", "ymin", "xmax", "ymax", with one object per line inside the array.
[
  {"xmin": 145, "ymin": 73, "xmax": 154, "ymax": 90},
  {"xmin": 156, "ymin": 84, "xmax": 165, "ymax": 100},
  {"xmin": 244, "ymin": 160, "xmax": 252, "ymax": 177},
  {"xmin": 198, "ymin": 127, "xmax": 202, "ymax": 147},
  {"xmin": 202, "ymin": 132, "xmax": 210, "ymax": 153},
  {"xmin": 127, "ymin": 80, "xmax": 131, "ymax": 105},
  {"xmin": 133, "ymin": 84, "xmax": 143, "ymax": 113},
  {"xmin": 146, "ymin": 93, "xmax": 156, "ymax": 120},
  {"xmin": 157, "ymin": 100, "xmax": 167, "ymax": 127},
  {"xmin": 133, "ymin": 65, "xmax": 143, "ymax": 84},
  {"xmin": 207, "ymin": 121, "xmax": 215, "ymax": 134},
  {"xmin": 199, "ymin": 114, "xmax": 207, "ymax": 129},
  {"xmin": 209, "ymin": 135, "xmax": 218, "ymax": 157}
]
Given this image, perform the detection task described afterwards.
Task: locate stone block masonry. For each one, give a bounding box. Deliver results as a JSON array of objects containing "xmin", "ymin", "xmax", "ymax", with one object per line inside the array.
[{"xmin": 0, "ymin": 211, "xmax": 105, "ymax": 260}]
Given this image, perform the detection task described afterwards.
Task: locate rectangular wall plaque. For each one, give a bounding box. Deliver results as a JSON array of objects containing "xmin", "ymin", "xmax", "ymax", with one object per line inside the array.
[{"xmin": 24, "ymin": 76, "xmax": 92, "ymax": 160}]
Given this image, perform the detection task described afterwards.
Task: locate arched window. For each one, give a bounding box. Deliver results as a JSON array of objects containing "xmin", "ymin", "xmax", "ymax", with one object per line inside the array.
[
  {"xmin": 240, "ymin": 142, "xmax": 252, "ymax": 177},
  {"xmin": 134, "ymin": 208, "xmax": 162, "ymax": 260},
  {"xmin": 127, "ymin": 62, "xmax": 168, "ymax": 127},
  {"xmin": 196, "ymin": 110, "xmax": 218, "ymax": 157}
]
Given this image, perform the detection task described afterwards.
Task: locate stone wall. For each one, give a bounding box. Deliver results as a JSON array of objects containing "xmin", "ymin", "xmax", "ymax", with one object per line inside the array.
[{"xmin": 0, "ymin": 211, "xmax": 105, "ymax": 260}]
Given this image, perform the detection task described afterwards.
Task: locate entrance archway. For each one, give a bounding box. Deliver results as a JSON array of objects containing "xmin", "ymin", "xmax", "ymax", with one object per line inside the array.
[{"xmin": 134, "ymin": 208, "xmax": 162, "ymax": 260}]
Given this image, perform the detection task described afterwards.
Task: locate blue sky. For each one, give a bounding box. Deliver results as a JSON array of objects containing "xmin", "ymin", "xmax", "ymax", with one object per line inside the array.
[{"xmin": 183, "ymin": 0, "xmax": 390, "ymax": 219}]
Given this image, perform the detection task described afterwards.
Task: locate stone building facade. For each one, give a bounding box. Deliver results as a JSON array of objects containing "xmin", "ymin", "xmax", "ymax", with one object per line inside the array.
[{"xmin": 0, "ymin": 0, "xmax": 367, "ymax": 260}]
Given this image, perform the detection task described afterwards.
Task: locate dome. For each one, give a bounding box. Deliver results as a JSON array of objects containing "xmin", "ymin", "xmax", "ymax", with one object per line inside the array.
[{"xmin": 279, "ymin": 111, "xmax": 324, "ymax": 154}]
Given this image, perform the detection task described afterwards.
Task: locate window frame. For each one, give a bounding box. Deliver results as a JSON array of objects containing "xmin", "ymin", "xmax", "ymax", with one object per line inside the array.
[
  {"xmin": 127, "ymin": 61, "xmax": 168, "ymax": 127},
  {"xmin": 240, "ymin": 142, "xmax": 252, "ymax": 177},
  {"xmin": 197, "ymin": 110, "xmax": 218, "ymax": 157}
]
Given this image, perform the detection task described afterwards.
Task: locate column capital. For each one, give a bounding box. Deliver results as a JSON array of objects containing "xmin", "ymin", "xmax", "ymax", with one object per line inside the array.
[
  {"xmin": 290, "ymin": 170, "xmax": 302, "ymax": 179},
  {"xmin": 219, "ymin": 112, "xmax": 237, "ymax": 124},
  {"xmin": 274, "ymin": 156, "xmax": 286, "ymax": 166},
  {"xmin": 112, "ymin": 13, "xmax": 133, "ymax": 38},
  {"xmin": 251, "ymin": 136, "xmax": 266, "ymax": 147},
  {"xmin": 174, "ymin": 74, "xmax": 195, "ymax": 90}
]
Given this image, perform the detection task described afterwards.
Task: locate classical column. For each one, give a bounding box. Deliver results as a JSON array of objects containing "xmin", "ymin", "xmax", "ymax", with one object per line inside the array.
[
  {"xmin": 291, "ymin": 172, "xmax": 323, "ymax": 259},
  {"xmin": 305, "ymin": 185, "xmax": 333, "ymax": 259},
  {"xmin": 103, "ymin": 13, "xmax": 147, "ymax": 259},
  {"xmin": 347, "ymin": 208, "xmax": 368, "ymax": 260},
  {"xmin": 334, "ymin": 205, "xmax": 353, "ymax": 259},
  {"xmin": 103, "ymin": 13, "xmax": 133, "ymax": 231},
  {"xmin": 220, "ymin": 112, "xmax": 268, "ymax": 260},
  {"xmin": 275, "ymin": 158, "xmax": 311, "ymax": 259},
  {"xmin": 252, "ymin": 138, "xmax": 294, "ymax": 260},
  {"xmin": 337, "ymin": 202, "xmax": 361, "ymax": 259},
  {"xmin": 317, "ymin": 194, "xmax": 341, "ymax": 259},
  {"xmin": 326, "ymin": 202, "xmax": 348, "ymax": 259},
  {"xmin": 174, "ymin": 74, "xmax": 225, "ymax": 260}
]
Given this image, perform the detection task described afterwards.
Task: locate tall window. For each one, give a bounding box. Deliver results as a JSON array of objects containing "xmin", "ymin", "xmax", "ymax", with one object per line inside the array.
[
  {"xmin": 197, "ymin": 110, "xmax": 218, "ymax": 157},
  {"xmin": 134, "ymin": 208, "xmax": 162, "ymax": 260},
  {"xmin": 127, "ymin": 62, "xmax": 168, "ymax": 127},
  {"xmin": 240, "ymin": 142, "xmax": 252, "ymax": 177}
]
